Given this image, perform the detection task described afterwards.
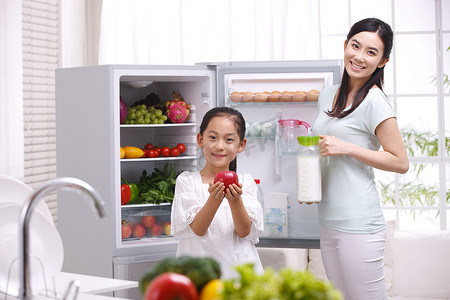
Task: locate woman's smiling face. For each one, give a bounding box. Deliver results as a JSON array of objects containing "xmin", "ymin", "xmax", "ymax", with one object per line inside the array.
[
  {"xmin": 197, "ymin": 116, "xmax": 246, "ymax": 170},
  {"xmin": 344, "ymin": 31, "xmax": 389, "ymax": 85}
]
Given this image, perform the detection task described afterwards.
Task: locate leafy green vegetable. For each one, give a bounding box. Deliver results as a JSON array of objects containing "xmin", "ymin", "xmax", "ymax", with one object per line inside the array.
[
  {"xmin": 222, "ymin": 264, "xmax": 342, "ymax": 300},
  {"xmin": 139, "ymin": 255, "xmax": 221, "ymax": 294},
  {"xmin": 136, "ymin": 163, "xmax": 181, "ymax": 204}
]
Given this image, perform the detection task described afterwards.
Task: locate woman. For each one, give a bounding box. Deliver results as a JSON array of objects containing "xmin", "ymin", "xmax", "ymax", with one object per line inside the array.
[{"xmin": 312, "ymin": 18, "xmax": 409, "ymax": 300}]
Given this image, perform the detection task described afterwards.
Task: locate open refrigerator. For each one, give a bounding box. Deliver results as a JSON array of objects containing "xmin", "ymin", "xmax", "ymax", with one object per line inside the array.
[{"xmin": 55, "ymin": 60, "xmax": 342, "ymax": 299}]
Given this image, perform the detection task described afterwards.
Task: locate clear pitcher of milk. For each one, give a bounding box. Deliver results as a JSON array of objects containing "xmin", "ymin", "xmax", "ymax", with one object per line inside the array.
[{"xmin": 296, "ymin": 136, "xmax": 321, "ymax": 203}]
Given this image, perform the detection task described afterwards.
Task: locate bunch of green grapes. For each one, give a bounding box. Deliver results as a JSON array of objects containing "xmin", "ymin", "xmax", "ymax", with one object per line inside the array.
[{"xmin": 124, "ymin": 105, "xmax": 168, "ymax": 124}]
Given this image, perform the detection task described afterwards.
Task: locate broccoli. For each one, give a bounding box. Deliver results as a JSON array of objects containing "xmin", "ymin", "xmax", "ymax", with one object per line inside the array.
[{"xmin": 139, "ymin": 255, "xmax": 221, "ymax": 295}]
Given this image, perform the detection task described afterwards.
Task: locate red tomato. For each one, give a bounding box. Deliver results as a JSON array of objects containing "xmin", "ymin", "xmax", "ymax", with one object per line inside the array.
[
  {"xmin": 154, "ymin": 147, "xmax": 161, "ymax": 157},
  {"xmin": 214, "ymin": 171, "xmax": 239, "ymax": 189},
  {"xmin": 161, "ymin": 146, "xmax": 170, "ymax": 157},
  {"xmin": 147, "ymin": 150, "xmax": 155, "ymax": 158},
  {"xmin": 176, "ymin": 143, "xmax": 186, "ymax": 153},
  {"xmin": 170, "ymin": 147, "xmax": 180, "ymax": 157},
  {"xmin": 144, "ymin": 272, "xmax": 198, "ymax": 300},
  {"xmin": 143, "ymin": 149, "xmax": 149, "ymax": 158},
  {"xmin": 144, "ymin": 143, "xmax": 154, "ymax": 150}
]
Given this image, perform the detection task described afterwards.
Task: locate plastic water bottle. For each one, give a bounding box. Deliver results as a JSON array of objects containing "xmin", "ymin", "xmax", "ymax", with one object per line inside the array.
[{"xmin": 254, "ymin": 179, "xmax": 264, "ymax": 208}]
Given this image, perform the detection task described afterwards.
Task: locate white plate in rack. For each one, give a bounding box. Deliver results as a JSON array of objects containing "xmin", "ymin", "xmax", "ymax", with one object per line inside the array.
[
  {"xmin": 0, "ymin": 175, "xmax": 54, "ymax": 225},
  {"xmin": 0, "ymin": 204, "xmax": 64, "ymax": 297}
]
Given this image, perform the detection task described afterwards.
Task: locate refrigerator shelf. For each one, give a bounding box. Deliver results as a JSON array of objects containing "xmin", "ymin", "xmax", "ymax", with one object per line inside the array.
[
  {"xmin": 120, "ymin": 123, "xmax": 196, "ymax": 128},
  {"xmin": 120, "ymin": 155, "xmax": 196, "ymax": 162},
  {"xmin": 121, "ymin": 203, "xmax": 171, "ymax": 210},
  {"xmin": 229, "ymin": 101, "xmax": 317, "ymax": 106},
  {"xmin": 122, "ymin": 236, "xmax": 176, "ymax": 244}
]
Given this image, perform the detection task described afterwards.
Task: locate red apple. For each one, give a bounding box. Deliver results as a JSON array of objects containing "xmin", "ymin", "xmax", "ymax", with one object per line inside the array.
[
  {"xmin": 163, "ymin": 222, "xmax": 171, "ymax": 235},
  {"xmin": 141, "ymin": 215, "xmax": 156, "ymax": 228},
  {"xmin": 214, "ymin": 171, "xmax": 239, "ymax": 189},
  {"xmin": 132, "ymin": 223, "xmax": 146, "ymax": 238},
  {"xmin": 144, "ymin": 272, "xmax": 198, "ymax": 300},
  {"xmin": 150, "ymin": 223, "xmax": 163, "ymax": 236},
  {"xmin": 121, "ymin": 221, "xmax": 132, "ymax": 239}
]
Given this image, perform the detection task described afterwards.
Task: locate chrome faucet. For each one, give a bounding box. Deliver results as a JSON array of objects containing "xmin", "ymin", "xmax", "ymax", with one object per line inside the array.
[{"xmin": 18, "ymin": 177, "xmax": 106, "ymax": 300}]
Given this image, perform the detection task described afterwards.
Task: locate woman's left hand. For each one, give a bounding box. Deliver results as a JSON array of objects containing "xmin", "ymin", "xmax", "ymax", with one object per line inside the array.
[{"xmin": 225, "ymin": 183, "xmax": 243, "ymax": 202}]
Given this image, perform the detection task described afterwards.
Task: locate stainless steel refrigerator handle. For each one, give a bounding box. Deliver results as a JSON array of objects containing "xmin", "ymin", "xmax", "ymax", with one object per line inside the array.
[{"xmin": 18, "ymin": 177, "xmax": 106, "ymax": 300}]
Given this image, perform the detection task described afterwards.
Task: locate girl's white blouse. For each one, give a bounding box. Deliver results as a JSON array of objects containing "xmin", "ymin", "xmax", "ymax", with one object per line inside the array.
[{"xmin": 170, "ymin": 170, "xmax": 264, "ymax": 279}]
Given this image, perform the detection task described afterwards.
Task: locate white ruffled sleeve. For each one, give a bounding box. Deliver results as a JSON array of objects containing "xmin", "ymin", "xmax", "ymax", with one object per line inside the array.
[
  {"xmin": 170, "ymin": 171, "xmax": 203, "ymax": 238},
  {"xmin": 240, "ymin": 173, "xmax": 264, "ymax": 244}
]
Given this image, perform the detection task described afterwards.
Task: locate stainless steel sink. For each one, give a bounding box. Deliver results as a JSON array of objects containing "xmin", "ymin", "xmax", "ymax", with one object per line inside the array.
[{"xmin": 18, "ymin": 177, "xmax": 105, "ymax": 300}]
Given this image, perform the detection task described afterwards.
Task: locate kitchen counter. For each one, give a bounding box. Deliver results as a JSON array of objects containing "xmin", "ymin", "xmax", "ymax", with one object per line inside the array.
[
  {"xmin": 258, "ymin": 237, "xmax": 320, "ymax": 249},
  {"xmin": 2, "ymin": 272, "xmax": 138, "ymax": 300},
  {"xmin": 54, "ymin": 272, "xmax": 138, "ymax": 295}
]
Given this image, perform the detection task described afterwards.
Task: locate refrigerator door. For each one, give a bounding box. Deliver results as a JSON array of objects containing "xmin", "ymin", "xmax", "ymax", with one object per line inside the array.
[
  {"xmin": 56, "ymin": 64, "xmax": 216, "ymax": 279},
  {"xmin": 206, "ymin": 60, "xmax": 343, "ymax": 247}
]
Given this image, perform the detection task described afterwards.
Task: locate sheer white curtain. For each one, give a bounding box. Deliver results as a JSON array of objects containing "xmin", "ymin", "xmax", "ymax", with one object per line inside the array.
[
  {"xmin": 0, "ymin": 0, "xmax": 24, "ymax": 178},
  {"xmin": 98, "ymin": 0, "xmax": 321, "ymax": 65}
]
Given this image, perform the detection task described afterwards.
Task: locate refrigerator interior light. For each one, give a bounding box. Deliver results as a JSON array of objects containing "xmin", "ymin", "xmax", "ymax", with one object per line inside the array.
[{"xmin": 124, "ymin": 81, "xmax": 154, "ymax": 88}]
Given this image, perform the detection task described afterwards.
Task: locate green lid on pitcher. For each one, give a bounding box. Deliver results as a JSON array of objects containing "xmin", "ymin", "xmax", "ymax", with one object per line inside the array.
[{"xmin": 297, "ymin": 136, "xmax": 320, "ymax": 146}]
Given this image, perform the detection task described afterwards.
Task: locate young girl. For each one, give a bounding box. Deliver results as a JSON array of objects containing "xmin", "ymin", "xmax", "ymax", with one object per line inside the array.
[
  {"xmin": 170, "ymin": 106, "xmax": 264, "ymax": 279},
  {"xmin": 313, "ymin": 18, "xmax": 409, "ymax": 300}
]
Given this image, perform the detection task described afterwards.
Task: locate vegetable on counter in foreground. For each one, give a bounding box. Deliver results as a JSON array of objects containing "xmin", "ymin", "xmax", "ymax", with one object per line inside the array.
[
  {"xmin": 144, "ymin": 272, "xmax": 198, "ymax": 300},
  {"xmin": 221, "ymin": 264, "xmax": 342, "ymax": 300},
  {"xmin": 139, "ymin": 256, "xmax": 221, "ymax": 295}
]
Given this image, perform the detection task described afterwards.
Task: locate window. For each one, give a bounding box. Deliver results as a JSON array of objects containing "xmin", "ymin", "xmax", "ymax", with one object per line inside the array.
[{"xmin": 22, "ymin": 0, "xmax": 59, "ymax": 221}]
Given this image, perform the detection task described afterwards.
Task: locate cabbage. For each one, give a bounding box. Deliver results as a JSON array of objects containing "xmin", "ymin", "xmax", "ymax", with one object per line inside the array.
[{"xmin": 120, "ymin": 97, "xmax": 128, "ymax": 124}]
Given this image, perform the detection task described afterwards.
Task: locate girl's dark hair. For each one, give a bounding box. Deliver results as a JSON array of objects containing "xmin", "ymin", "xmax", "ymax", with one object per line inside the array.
[
  {"xmin": 199, "ymin": 107, "xmax": 246, "ymax": 172},
  {"xmin": 327, "ymin": 18, "xmax": 393, "ymax": 118}
]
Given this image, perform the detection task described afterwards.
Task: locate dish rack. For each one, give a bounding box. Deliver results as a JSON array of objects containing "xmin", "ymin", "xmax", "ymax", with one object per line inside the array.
[
  {"xmin": 0, "ymin": 176, "xmax": 105, "ymax": 300},
  {"xmin": 3, "ymin": 258, "xmax": 80, "ymax": 300}
]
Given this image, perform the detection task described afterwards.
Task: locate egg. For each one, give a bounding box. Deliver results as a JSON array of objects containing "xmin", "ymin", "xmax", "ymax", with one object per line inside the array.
[
  {"xmin": 230, "ymin": 92, "xmax": 242, "ymax": 103},
  {"xmin": 292, "ymin": 91, "xmax": 307, "ymax": 102},
  {"xmin": 306, "ymin": 89, "xmax": 320, "ymax": 102},
  {"xmin": 242, "ymin": 92, "xmax": 254, "ymax": 102},
  {"xmin": 280, "ymin": 91, "xmax": 292, "ymax": 102},
  {"xmin": 254, "ymin": 92, "xmax": 268, "ymax": 102},
  {"xmin": 268, "ymin": 91, "xmax": 280, "ymax": 102}
]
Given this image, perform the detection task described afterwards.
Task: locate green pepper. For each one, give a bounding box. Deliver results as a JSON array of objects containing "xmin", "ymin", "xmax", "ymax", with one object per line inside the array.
[{"xmin": 121, "ymin": 178, "xmax": 139, "ymax": 205}]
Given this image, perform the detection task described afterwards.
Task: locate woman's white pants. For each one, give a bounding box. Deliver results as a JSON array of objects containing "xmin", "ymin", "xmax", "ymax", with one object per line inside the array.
[{"xmin": 320, "ymin": 226, "xmax": 387, "ymax": 300}]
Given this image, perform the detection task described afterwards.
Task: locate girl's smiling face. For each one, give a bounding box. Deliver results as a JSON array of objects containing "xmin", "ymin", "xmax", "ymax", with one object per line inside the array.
[
  {"xmin": 197, "ymin": 116, "xmax": 246, "ymax": 171},
  {"xmin": 344, "ymin": 31, "xmax": 389, "ymax": 85}
]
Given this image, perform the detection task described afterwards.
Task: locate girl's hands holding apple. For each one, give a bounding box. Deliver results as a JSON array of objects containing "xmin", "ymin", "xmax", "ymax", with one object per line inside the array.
[
  {"xmin": 225, "ymin": 182, "xmax": 243, "ymax": 202},
  {"xmin": 208, "ymin": 181, "xmax": 225, "ymax": 201}
]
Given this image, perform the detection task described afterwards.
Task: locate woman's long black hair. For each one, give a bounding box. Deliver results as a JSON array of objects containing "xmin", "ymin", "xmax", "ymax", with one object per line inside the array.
[
  {"xmin": 327, "ymin": 18, "xmax": 394, "ymax": 118},
  {"xmin": 199, "ymin": 107, "xmax": 246, "ymax": 172}
]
